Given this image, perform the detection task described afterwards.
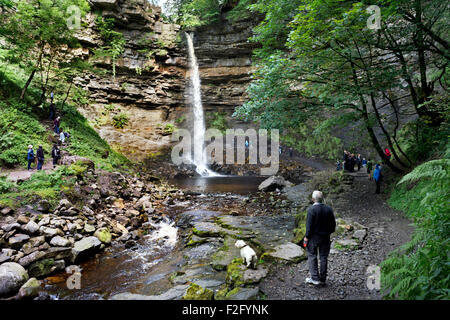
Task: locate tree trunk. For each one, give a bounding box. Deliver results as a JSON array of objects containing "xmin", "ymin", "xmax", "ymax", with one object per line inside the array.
[{"xmin": 20, "ymin": 69, "xmax": 36, "ymax": 100}]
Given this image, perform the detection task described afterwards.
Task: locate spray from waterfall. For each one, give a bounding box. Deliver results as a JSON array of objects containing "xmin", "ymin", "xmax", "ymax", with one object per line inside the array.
[{"xmin": 185, "ymin": 32, "xmax": 219, "ymax": 176}]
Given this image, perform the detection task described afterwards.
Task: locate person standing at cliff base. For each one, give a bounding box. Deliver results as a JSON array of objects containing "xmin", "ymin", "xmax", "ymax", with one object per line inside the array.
[{"xmin": 304, "ymin": 190, "xmax": 336, "ymax": 286}]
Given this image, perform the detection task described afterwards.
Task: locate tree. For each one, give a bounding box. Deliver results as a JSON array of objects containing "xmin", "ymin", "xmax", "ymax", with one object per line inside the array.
[
  {"xmin": 234, "ymin": 0, "xmax": 449, "ymax": 171},
  {"xmin": 94, "ymin": 16, "xmax": 125, "ymax": 79},
  {"xmin": 0, "ymin": 0, "xmax": 90, "ymax": 102}
]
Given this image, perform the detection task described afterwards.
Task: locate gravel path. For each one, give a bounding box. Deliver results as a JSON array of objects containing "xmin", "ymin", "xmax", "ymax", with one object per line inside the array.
[{"xmin": 259, "ymin": 176, "xmax": 413, "ymax": 300}]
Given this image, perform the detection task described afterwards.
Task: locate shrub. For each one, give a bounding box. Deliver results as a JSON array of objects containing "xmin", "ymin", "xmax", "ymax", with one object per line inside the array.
[
  {"xmin": 112, "ymin": 112, "xmax": 129, "ymax": 129},
  {"xmin": 381, "ymin": 157, "xmax": 450, "ymax": 299}
]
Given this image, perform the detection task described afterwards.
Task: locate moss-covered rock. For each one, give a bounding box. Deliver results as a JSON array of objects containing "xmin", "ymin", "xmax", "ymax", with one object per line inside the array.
[
  {"xmin": 294, "ymin": 210, "xmax": 307, "ymax": 227},
  {"xmin": 186, "ymin": 234, "xmax": 207, "ymax": 247},
  {"xmin": 182, "ymin": 283, "xmax": 214, "ymax": 300},
  {"xmin": 226, "ymin": 258, "xmax": 247, "ymax": 287},
  {"xmin": 28, "ymin": 258, "xmax": 54, "ymax": 278},
  {"xmin": 94, "ymin": 228, "xmax": 112, "ymax": 244}
]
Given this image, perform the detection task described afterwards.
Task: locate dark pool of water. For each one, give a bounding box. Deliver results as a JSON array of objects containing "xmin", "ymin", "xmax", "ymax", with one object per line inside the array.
[{"xmin": 169, "ymin": 176, "xmax": 267, "ymax": 194}]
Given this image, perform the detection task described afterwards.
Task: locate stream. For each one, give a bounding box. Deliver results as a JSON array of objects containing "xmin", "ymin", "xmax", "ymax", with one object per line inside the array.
[{"xmin": 41, "ymin": 176, "xmax": 268, "ymax": 300}]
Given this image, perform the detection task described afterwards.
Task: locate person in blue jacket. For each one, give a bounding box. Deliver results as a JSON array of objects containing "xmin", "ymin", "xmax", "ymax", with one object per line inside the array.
[
  {"xmin": 373, "ymin": 164, "xmax": 382, "ymax": 194},
  {"xmin": 27, "ymin": 145, "xmax": 35, "ymax": 170}
]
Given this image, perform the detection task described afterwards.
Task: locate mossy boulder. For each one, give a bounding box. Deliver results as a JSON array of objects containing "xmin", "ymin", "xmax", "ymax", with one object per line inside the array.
[
  {"xmin": 211, "ymin": 236, "xmax": 240, "ymax": 271},
  {"xmin": 186, "ymin": 234, "xmax": 207, "ymax": 247},
  {"xmin": 333, "ymin": 239, "xmax": 359, "ymax": 251},
  {"xmin": 226, "ymin": 258, "xmax": 247, "ymax": 287},
  {"xmin": 294, "ymin": 210, "xmax": 307, "ymax": 226},
  {"xmin": 94, "ymin": 228, "xmax": 112, "ymax": 244},
  {"xmin": 28, "ymin": 258, "xmax": 54, "ymax": 278},
  {"xmin": 182, "ymin": 283, "xmax": 214, "ymax": 300}
]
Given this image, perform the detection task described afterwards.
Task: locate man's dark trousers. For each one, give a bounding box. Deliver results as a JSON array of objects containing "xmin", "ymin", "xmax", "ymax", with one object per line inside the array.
[{"xmin": 307, "ymin": 235, "xmax": 331, "ymax": 282}]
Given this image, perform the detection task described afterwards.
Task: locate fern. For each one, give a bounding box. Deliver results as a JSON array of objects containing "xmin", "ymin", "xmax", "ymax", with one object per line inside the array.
[{"xmin": 381, "ymin": 152, "xmax": 450, "ymax": 300}]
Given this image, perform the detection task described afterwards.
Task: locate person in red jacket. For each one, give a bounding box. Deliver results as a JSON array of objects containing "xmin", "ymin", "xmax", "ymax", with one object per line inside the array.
[{"xmin": 384, "ymin": 148, "xmax": 391, "ymax": 160}]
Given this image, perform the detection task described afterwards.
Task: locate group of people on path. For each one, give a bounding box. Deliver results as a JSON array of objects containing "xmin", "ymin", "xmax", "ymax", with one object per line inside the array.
[
  {"xmin": 337, "ymin": 150, "xmax": 384, "ymax": 194},
  {"xmin": 26, "ymin": 94, "xmax": 69, "ymax": 171}
]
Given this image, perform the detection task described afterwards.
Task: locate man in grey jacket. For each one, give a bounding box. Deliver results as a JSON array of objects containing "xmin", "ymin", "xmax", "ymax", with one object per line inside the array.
[{"xmin": 304, "ymin": 190, "xmax": 336, "ymax": 286}]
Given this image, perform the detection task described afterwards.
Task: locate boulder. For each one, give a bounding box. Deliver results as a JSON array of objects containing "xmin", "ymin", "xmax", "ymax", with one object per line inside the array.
[
  {"xmin": 1, "ymin": 223, "xmax": 21, "ymax": 232},
  {"xmin": 258, "ymin": 176, "xmax": 292, "ymax": 192},
  {"xmin": 136, "ymin": 195, "xmax": 152, "ymax": 212},
  {"xmin": 17, "ymin": 215, "xmax": 30, "ymax": 224},
  {"xmin": 333, "ymin": 239, "xmax": 359, "ymax": 251},
  {"xmin": 50, "ymin": 236, "xmax": 71, "ymax": 247},
  {"xmin": 29, "ymin": 236, "xmax": 46, "ymax": 248},
  {"xmin": 28, "ymin": 258, "xmax": 56, "ymax": 278},
  {"xmin": 37, "ymin": 200, "xmax": 51, "ymax": 213},
  {"xmin": 182, "ymin": 283, "xmax": 214, "ymax": 300},
  {"xmin": 24, "ymin": 221, "xmax": 40, "ymax": 235},
  {"xmin": 218, "ymin": 287, "xmax": 260, "ymax": 300},
  {"xmin": 94, "ymin": 228, "xmax": 112, "ymax": 244},
  {"xmin": 17, "ymin": 277, "xmax": 41, "ymax": 299},
  {"xmin": 83, "ymin": 223, "xmax": 96, "ymax": 234},
  {"xmin": 352, "ymin": 229, "xmax": 367, "ymax": 242},
  {"xmin": 18, "ymin": 251, "xmax": 46, "ymax": 267},
  {"xmin": 263, "ymin": 242, "xmax": 306, "ymax": 263},
  {"xmin": 0, "ymin": 262, "xmax": 29, "ymax": 297},
  {"xmin": 8, "ymin": 234, "xmax": 30, "ymax": 249},
  {"xmin": 1, "ymin": 207, "xmax": 13, "ymax": 215},
  {"xmin": 71, "ymin": 236, "xmax": 102, "ymax": 263},
  {"xmin": 59, "ymin": 199, "xmax": 72, "ymax": 209},
  {"xmin": 39, "ymin": 226, "xmax": 62, "ymax": 238}
]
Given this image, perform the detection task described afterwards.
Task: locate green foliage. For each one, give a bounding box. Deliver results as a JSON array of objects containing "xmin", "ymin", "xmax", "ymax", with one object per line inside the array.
[
  {"xmin": 281, "ymin": 120, "xmax": 343, "ymax": 160},
  {"xmin": 0, "ymin": 0, "xmax": 90, "ymax": 99},
  {"xmin": 0, "ymin": 101, "xmax": 50, "ymax": 167},
  {"xmin": 381, "ymin": 155, "xmax": 450, "ymax": 299},
  {"xmin": 208, "ymin": 111, "xmax": 228, "ymax": 133},
  {"xmin": 59, "ymin": 103, "xmax": 129, "ymax": 170},
  {"xmin": 164, "ymin": 123, "xmax": 175, "ymax": 134},
  {"xmin": 112, "ymin": 112, "xmax": 129, "ymax": 129},
  {"xmin": 0, "ymin": 176, "xmax": 15, "ymax": 194},
  {"xmin": 95, "ymin": 16, "xmax": 125, "ymax": 78},
  {"xmin": 179, "ymin": 0, "xmax": 221, "ymax": 27},
  {"xmin": 175, "ymin": 115, "xmax": 186, "ymax": 124}
]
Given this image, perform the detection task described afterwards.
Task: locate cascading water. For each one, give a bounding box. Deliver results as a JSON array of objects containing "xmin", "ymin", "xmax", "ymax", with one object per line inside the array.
[{"xmin": 185, "ymin": 32, "xmax": 219, "ymax": 177}]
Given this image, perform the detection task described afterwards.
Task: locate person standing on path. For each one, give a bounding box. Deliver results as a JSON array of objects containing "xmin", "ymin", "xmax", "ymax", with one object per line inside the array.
[
  {"xmin": 36, "ymin": 145, "xmax": 44, "ymax": 171},
  {"xmin": 289, "ymin": 147, "xmax": 293, "ymax": 158},
  {"xmin": 304, "ymin": 190, "xmax": 336, "ymax": 286},
  {"xmin": 367, "ymin": 159, "xmax": 373, "ymax": 180},
  {"xmin": 51, "ymin": 144, "xmax": 61, "ymax": 168},
  {"xmin": 373, "ymin": 164, "xmax": 382, "ymax": 194},
  {"xmin": 53, "ymin": 117, "xmax": 60, "ymax": 134},
  {"xmin": 59, "ymin": 129, "xmax": 66, "ymax": 144},
  {"xmin": 27, "ymin": 145, "xmax": 35, "ymax": 171},
  {"xmin": 357, "ymin": 154, "xmax": 362, "ymax": 171}
]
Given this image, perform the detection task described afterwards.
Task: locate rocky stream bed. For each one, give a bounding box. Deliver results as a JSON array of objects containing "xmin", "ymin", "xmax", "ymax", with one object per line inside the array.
[{"xmin": 0, "ymin": 156, "xmax": 412, "ymax": 300}]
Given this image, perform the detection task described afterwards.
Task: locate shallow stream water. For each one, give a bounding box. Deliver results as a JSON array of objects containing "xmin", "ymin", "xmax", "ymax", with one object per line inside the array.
[{"xmin": 43, "ymin": 176, "xmax": 266, "ymax": 299}]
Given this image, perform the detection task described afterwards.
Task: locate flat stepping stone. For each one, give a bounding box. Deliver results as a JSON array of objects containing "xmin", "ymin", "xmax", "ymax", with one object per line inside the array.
[{"xmin": 264, "ymin": 242, "xmax": 306, "ymax": 263}]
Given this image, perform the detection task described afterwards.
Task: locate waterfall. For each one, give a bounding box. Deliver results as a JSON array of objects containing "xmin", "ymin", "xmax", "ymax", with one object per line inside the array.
[{"xmin": 186, "ymin": 32, "xmax": 218, "ymax": 176}]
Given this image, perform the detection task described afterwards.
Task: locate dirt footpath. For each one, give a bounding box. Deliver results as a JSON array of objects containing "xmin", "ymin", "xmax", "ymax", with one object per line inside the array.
[{"xmin": 259, "ymin": 176, "xmax": 413, "ymax": 300}]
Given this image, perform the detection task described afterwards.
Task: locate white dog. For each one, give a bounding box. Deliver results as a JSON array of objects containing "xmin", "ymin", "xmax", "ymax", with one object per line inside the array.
[{"xmin": 235, "ymin": 240, "xmax": 257, "ymax": 269}]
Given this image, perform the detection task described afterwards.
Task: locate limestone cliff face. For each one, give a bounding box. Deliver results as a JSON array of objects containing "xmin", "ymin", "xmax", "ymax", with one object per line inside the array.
[
  {"xmin": 73, "ymin": 0, "xmax": 187, "ymax": 160},
  {"xmin": 192, "ymin": 13, "xmax": 260, "ymax": 129},
  {"xmin": 74, "ymin": 1, "xmax": 258, "ymax": 160}
]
